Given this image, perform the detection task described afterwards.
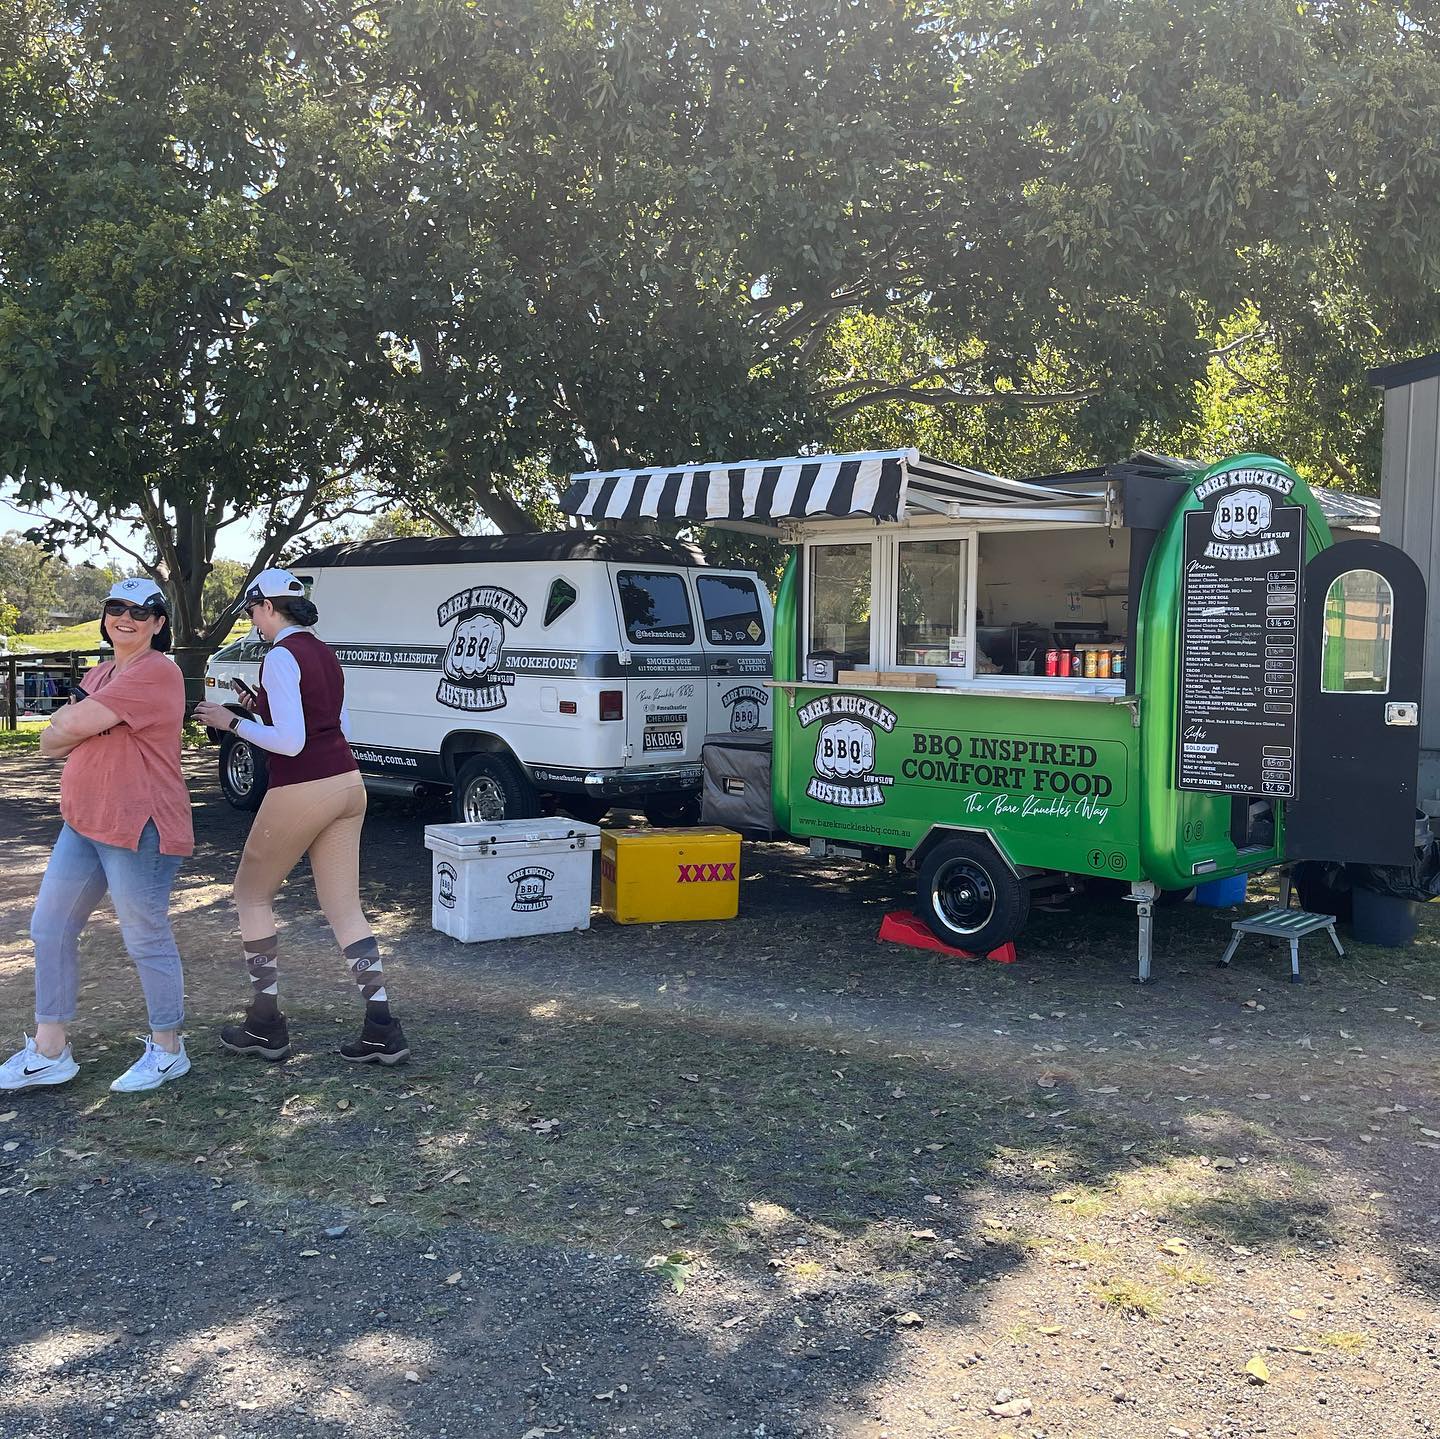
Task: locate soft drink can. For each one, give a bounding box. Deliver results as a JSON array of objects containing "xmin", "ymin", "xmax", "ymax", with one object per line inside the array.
[
  {"xmin": 1083, "ymin": 648, "xmax": 1098, "ymax": 678},
  {"xmin": 1112, "ymin": 649, "xmax": 1125, "ymax": 678},
  {"xmin": 1096, "ymin": 648, "xmax": 1111, "ymax": 679},
  {"xmin": 1045, "ymin": 648, "xmax": 1059, "ymax": 677}
]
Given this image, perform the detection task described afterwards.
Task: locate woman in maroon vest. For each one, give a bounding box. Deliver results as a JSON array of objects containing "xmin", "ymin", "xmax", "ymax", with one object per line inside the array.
[{"xmin": 193, "ymin": 568, "xmax": 409, "ymax": 1065}]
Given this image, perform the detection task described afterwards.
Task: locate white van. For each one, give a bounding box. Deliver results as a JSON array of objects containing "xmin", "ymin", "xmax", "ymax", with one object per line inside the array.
[{"xmin": 202, "ymin": 533, "xmax": 774, "ymax": 824}]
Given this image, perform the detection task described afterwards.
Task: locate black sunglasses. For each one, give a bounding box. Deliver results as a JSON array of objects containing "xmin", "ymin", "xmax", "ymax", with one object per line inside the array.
[{"xmin": 103, "ymin": 600, "xmax": 161, "ymax": 620}]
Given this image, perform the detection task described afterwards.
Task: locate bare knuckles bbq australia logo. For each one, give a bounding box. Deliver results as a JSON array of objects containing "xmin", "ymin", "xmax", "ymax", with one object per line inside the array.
[
  {"xmin": 436, "ymin": 586, "xmax": 528, "ymax": 711},
  {"xmin": 509, "ymin": 866, "xmax": 554, "ymax": 912},
  {"xmin": 1194, "ymin": 467, "xmax": 1297, "ymax": 561},
  {"xmin": 722, "ymin": 684, "xmax": 769, "ymax": 732},
  {"xmin": 436, "ymin": 862, "xmax": 457, "ymax": 909},
  {"xmin": 797, "ymin": 693, "xmax": 898, "ymax": 808}
]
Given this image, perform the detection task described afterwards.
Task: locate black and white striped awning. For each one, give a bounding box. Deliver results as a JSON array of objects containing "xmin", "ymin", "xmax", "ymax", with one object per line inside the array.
[{"xmin": 560, "ymin": 450, "xmax": 1096, "ymax": 527}]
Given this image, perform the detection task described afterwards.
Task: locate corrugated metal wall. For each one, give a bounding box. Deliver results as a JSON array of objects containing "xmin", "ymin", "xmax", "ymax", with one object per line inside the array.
[{"xmin": 1379, "ymin": 373, "xmax": 1440, "ymax": 758}]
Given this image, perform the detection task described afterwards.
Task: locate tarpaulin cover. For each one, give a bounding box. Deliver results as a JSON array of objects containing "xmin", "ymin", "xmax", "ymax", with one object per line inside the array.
[
  {"xmin": 701, "ymin": 734, "xmax": 779, "ymax": 837},
  {"xmin": 1346, "ymin": 817, "xmax": 1440, "ymax": 903}
]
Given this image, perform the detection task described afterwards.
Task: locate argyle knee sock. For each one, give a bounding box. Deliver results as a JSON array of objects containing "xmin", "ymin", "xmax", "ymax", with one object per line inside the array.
[
  {"xmin": 243, "ymin": 935, "xmax": 280, "ymax": 1020},
  {"xmin": 344, "ymin": 937, "xmax": 391, "ymax": 1023}
]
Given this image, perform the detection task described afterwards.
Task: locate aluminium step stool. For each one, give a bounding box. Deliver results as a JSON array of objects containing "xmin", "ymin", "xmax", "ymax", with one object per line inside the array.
[{"xmin": 1216, "ymin": 907, "xmax": 1344, "ymax": 983}]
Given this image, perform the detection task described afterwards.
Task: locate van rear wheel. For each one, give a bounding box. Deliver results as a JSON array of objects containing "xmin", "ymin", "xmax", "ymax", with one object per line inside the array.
[
  {"xmin": 451, "ymin": 753, "xmax": 538, "ymax": 824},
  {"xmin": 917, "ymin": 836, "xmax": 1028, "ymax": 954}
]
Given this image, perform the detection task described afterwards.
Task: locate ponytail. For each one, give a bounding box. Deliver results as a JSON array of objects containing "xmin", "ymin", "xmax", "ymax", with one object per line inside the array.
[{"xmin": 272, "ymin": 596, "xmax": 320, "ymax": 627}]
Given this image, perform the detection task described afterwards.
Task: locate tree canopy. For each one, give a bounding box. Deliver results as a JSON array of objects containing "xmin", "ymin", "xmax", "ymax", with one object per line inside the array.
[
  {"xmin": 0, "ymin": 530, "xmax": 120, "ymax": 632},
  {"xmin": 2, "ymin": 0, "xmax": 1438, "ymax": 645}
]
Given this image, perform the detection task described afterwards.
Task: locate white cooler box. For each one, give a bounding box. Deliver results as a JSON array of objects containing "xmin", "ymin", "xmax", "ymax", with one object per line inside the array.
[{"xmin": 422, "ymin": 819, "xmax": 602, "ymax": 943}]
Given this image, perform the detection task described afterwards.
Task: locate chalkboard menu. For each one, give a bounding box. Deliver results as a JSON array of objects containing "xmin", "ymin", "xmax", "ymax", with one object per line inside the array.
[{"xmin": 1177, "ymin": 494, "xmax": 1304, "ymax": 798}]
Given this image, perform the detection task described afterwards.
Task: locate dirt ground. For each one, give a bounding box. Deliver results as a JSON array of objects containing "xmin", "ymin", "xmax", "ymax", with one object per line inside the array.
[{"xmin": 3, "ymin": 749, "xmax": 1440, "ymax": 1439}]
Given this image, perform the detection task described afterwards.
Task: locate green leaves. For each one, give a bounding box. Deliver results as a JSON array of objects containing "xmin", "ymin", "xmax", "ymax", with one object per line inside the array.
[
  {"xmin": 643, "ymin": 1250, "xmax": 694, "ymax": 1295},
  {"xmin": 3, "ymin": 0, "xmax": 1437, "ymax": 632}
]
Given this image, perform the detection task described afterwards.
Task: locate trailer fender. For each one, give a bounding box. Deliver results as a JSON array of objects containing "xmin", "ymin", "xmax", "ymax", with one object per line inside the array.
[{"xmin": 906, "ymin": 825, "xmax": 1040, "ymax": 879}]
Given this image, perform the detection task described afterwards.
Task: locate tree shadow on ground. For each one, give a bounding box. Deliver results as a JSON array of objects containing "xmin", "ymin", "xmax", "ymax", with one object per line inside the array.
[
  {"xmin": 0, "ymin": 971, "xmax": 1370, "ymax": 1439},
  {"xmin": 3, "ymin": 754, "xmax": 1440, "ymax": 1434}
]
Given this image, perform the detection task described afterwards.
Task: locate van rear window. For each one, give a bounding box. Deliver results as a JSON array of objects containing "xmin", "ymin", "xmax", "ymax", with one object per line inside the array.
[
  {"xmin": 616, "ymin": 571, "xmax": 695, "ymax": 645},
  {"xmin": 696, "ymin": 575, "xmax": 766, "ymax": 646}
]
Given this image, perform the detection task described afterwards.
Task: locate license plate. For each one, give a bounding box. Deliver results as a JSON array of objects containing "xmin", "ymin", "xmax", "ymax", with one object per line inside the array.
[{"xmin": 643, "ymin": 728, "xmax": 685, "ymax": 752}]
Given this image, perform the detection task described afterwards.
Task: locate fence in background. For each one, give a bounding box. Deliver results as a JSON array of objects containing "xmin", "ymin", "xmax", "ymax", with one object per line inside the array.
[{"xmin": 2, "ymin": 648, "xmax": 214, "ymax": 730}]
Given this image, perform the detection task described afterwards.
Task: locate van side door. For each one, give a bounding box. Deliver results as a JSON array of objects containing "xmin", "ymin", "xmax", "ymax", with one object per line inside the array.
[
  {"xmin": 608, "ymin": 564, "xmax": 707, "ymax": 769},
  {"xmin": 693, "ymin": 570, "xmax": 775, "ymax": 739}
]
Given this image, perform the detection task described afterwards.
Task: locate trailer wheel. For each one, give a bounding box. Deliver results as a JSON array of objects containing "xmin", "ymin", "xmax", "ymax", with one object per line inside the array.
[
  {"xmin": 918, "ymin": 837, "xmax": 1029, "ymax": 953},
  {"xmin": 451, "ymin": 753, "xmax": 538, "ymax": 823},
  {"xmin": 218, "ymin": 734, "xmax": 268, "ymax": 812}
]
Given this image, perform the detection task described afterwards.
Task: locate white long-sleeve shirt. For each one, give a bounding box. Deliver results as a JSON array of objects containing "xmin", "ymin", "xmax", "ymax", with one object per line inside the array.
[{"xmin": 234, "ymin": 627, "xmax": 351, "ymax": 757}]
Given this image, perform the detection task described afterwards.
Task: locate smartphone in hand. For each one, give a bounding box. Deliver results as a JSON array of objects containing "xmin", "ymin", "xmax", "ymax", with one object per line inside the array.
[{"xmin": 230, "ymin": 677, "xmax": 258, "ymax": 706}]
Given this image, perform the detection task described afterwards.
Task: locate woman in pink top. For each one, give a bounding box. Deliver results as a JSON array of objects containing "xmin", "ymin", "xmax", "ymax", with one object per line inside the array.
[{"xmin": 0, "ymin": 577, "xmax": 194, "ymax": 1096}]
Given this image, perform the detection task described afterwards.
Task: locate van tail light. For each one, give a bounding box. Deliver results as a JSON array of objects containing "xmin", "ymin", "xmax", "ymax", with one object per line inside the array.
[{"xmin": 599, "ymin": 689, "xmax": 624, "ymax": 721}]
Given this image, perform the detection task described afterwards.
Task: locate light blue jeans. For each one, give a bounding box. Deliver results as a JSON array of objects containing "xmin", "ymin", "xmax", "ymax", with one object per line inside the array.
[{"xmin": 31, "ymin": 821, "xmax": 185, "ymax": 1031}]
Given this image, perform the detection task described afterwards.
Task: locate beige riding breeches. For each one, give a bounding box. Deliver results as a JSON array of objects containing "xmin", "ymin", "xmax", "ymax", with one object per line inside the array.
[{"xmin": 233, "ymin": 771, "xmax": 374, "ymax": 950}]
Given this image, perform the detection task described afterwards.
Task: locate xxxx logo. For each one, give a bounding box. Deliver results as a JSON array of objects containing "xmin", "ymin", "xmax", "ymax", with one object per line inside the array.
[{"xmin": 676, "ymin": 862, "xmax": 736, "ymax": 884}]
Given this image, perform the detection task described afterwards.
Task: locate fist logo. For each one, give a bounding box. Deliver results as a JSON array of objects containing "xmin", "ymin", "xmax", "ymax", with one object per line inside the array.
[
  {"xmin": 730, "ymin": 698, "xmax": 761, "ymax": 732},
  {"xmin": 1211, "ymin": 488, "xmax": 1272, "ymax": 540},
  {"xmin": 814, "ymin": 718, "xmax": 874, "ymax": 780},
  {"xmin": 515, "ymin": 875, "xmax": 546, "ymax": 904},
  {"xmin": 437, "ymin": 863, "xmax": 457, "ymax": 908},
  {"xmin": 444, "ymin": 612, "xmax": 504, "ymax": 683}
]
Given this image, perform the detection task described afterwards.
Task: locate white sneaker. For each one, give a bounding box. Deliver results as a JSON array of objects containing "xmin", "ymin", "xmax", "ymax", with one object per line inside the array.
[
  {"xmin": 109, "ymin": 1038, "xmax": 191, "ymax": 1094},
  {"xmin": 0, "ymin": 1035, "xmax": 80, "ymax": 1091}
]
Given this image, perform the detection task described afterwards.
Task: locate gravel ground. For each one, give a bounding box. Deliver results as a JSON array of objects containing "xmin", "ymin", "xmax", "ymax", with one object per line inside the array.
[{"xmin": 3, "ymin": 749, "xmax": 1440, "ymax": 1439}]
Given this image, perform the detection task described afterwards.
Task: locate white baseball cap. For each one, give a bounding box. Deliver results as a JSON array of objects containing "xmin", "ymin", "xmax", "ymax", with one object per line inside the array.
[
  {"xmin": 106, "ymin": 576, "xmax": 166, "ymax": 607},
  {"xmin": 243, "ymin": 567, "xmax": 306, "ymax": 606}
]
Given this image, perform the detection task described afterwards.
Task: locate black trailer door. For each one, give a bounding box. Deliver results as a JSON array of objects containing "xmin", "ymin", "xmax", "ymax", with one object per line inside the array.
[{"xmin": 1285, "ymin": 538, "xmax": 1426, "ymax": 867}]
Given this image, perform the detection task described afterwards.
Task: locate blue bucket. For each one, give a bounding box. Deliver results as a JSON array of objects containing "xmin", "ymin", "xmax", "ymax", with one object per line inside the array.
[{"xmin": 1194, "ymin": 873, "xmax": 1247, "ymax": 908}]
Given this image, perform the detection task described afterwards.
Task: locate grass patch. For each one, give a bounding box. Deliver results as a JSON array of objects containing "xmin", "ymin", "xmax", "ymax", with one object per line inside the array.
[
  {"xmin": 0, "ymin": 721, "xmax": 44, "ymax": 752},
  {"xmin": 1044, "ymin": 1180, "xmax": 1110, "ymax": 1217},
  {"xmin": 1111, "ymin": 1158, "xmax": 1208, "ymax": 1213},
  {"xmin": 0, "ymin": 718, "xmax": 205, "ymax": 753},
  {"xmin": 1318, "ymin": 1331, "xmax": 1373, "ymax": 1353},
  {"xmin": 1160, "ymin": 1259, "xmax": 1215, "ymax": 1288},
  {"xmin": 1161, "ymin": 1169, "xmax": 1335, "ymax": 1248},
  {"xmin": 1042, "ymin": 1238, "xmax": 1109, "ymax": 1266},
  {"xmin": 1, "ymin": 991, "xmax": 1161, "ymax": 1265},
  {"xmin": 1094, "ymin": 1276, "xmax": 1164, "ymax": 1318},
  {"xmin": 11, "ymin": 620, "xmax": 102, "ymax": 653}
]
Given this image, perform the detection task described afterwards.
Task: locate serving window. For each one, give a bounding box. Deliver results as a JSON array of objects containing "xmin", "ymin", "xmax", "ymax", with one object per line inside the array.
[
  {"xmin": 807, "ymin": 542, "xmax": 875, "ymax": 665},
  {"xmin": 895, "ymin": 538, "xmax": 970, "ymax": 671},
  {"xmin": 802, "ymin": 522, "xmax": 1129, "ymax": 690}
]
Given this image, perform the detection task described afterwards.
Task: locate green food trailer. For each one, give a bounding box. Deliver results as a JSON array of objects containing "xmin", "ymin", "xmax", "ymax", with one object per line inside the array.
[{"xmin": 562, "ymin": 450, "xmax": 1426, "ymax": 979}]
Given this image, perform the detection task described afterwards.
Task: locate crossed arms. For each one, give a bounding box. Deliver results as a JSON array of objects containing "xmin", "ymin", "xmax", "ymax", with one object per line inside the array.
[{"xmin": 39, "ymin": 695, "xmax": 122, "ymax": 759}]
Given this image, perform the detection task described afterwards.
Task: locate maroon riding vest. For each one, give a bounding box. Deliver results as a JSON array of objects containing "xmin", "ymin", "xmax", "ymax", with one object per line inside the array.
[{"xmin": 256, "ymin": 631, "xmax": 356, "ymax": 788}]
